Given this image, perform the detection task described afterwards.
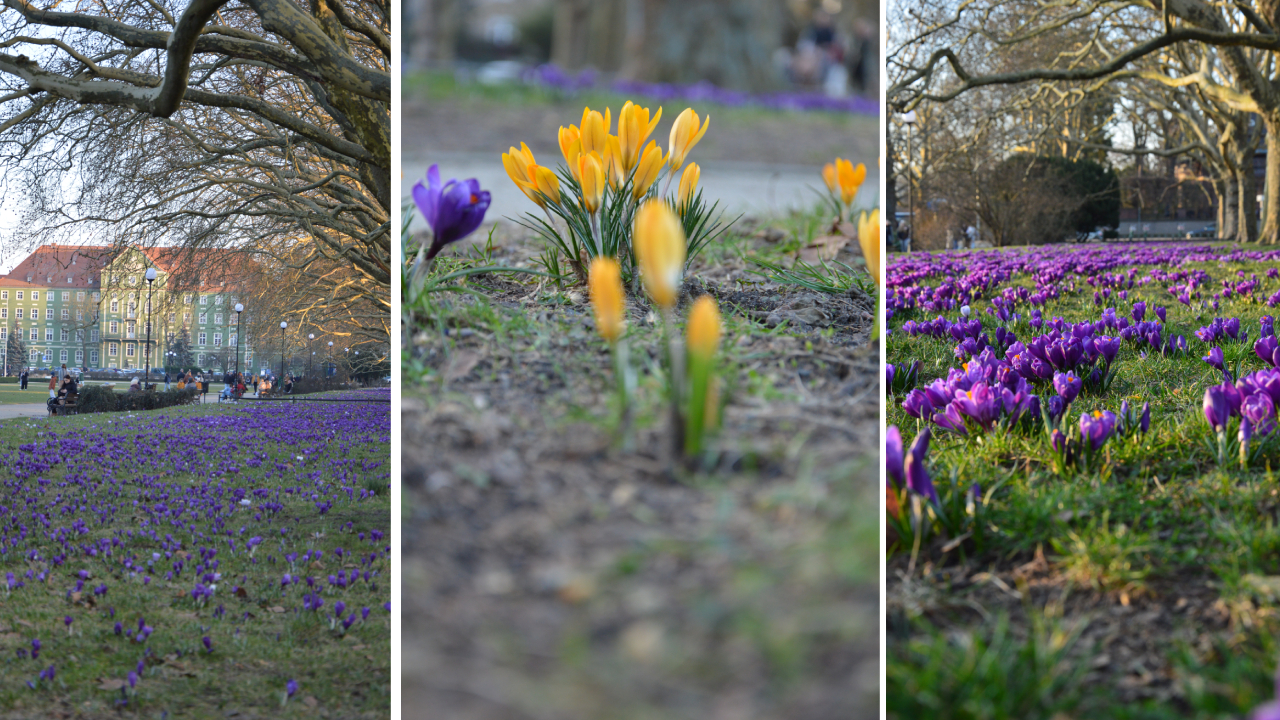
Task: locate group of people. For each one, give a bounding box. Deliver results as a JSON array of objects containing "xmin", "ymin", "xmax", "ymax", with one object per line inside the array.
[{"xmin": 46, "ymin": 364, "xmax": 78, "ymax": 416}]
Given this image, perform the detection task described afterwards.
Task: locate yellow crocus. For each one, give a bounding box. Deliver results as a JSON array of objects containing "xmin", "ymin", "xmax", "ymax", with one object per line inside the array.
[
  {"xmin": 618, "ymin": 101, "xmax": 662, "ymax": 173},
  {"xmin": 633, "ymin": 199, "xmax": 686, "ymax": 309},
  {"xmin": 858, "ymin": 208, "xmax": 881, "ymax": 284},
  {"xmin": 631, "ymin": 141, "xmax": 664, "ymax": 201},
  {"xmin": 677, "ymin": 162, "xmax": 700, "ymax": 209},
  {"xmin": 821, "ymin": 162, "xmax": 838, "ymax": 195},
  {"xmin": 685, "ymin": 295, "xmax": 721, "ymax": 359},
  {"xmin": 668, "ymin": 108, "xmax": 710, "ymax": 171},
  {"xmin": 589, "ymin": 257, "xmax": 626, "ymax": 343},
  {"xmin": 502, "ymin": 143, "xmax": 539, "ymax": 202},
  {"xmin": 836, "ymin": 158, "xmax": 867, "ymax": 206},
  {"xmin": 580, "ymin": 107, "xmax": 612, "ymax": 156},
  {"xmin": 604, "ymin": 134, "xmax": 626, "ymax": 190},
  {"xmin": 578, "ymin": 152, "xmax": 606, "ymax": 214},
  {"xmin": 559, "ymin": 125, "xmax": 582, "ymax": 175},
  {"xmin": 529, "ymin": 164, "xmax": 561, "ymax": 206}
]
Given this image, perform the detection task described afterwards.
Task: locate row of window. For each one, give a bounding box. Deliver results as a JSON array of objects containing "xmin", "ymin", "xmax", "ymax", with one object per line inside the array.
[
  {"xmin": 0, "ymin": 290, "xmax": 237, "ymax": 307},
  {"xmin": 20, "ymin": 348, "xmax": 255, "ymax": 367}
]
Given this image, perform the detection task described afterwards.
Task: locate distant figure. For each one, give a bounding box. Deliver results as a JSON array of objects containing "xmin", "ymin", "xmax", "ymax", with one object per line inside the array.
[
  {"xmin": 128, "ymin": 377, "xmax": 141, "ymax": 393},
  {"xmin": 899, "ymin": 222, "xmax": 912, "ymax": 253},
  {"xmin": 966, "ymin": 225, "xmax": 977, "ymax": 248},
  {"xmin": 20, "ymin": 370, "xmax": 27, "ymax": 390}
]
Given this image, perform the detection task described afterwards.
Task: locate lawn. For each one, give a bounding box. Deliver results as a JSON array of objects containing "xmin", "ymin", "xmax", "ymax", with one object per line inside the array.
[
  {"xmin": 0, "ymin": 391, "xmax": 390, "ymax": 718},
  {"xmin": 885, "ymin": 241, "xmax": 1280, "ymax": 718}
]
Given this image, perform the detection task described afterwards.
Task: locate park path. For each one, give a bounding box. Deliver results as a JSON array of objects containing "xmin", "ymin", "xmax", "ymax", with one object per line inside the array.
[{"xmin": 403, "ymin": 154, "xmax": 881, "ymax": 233}]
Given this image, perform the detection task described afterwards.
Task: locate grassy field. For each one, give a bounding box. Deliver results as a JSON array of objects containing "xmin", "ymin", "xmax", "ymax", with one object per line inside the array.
[
  {"xmin": 886, "ymin": 242, "xmax": 1280, "ymax": 718},
  {"xmin": 0, "ymin": 394, "xmax": 390, "ymax": 718}
]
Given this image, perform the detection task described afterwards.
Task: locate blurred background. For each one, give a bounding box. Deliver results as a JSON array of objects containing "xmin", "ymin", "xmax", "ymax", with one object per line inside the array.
[{"xmin": 403, "ymin": 0, "xmax": 880, "ymax": 228}]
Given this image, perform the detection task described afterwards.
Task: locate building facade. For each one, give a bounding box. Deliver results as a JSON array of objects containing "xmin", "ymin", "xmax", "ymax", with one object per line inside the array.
[{"xmin": 0, "ymin": 244, "xmax": 256, "ymax": 373}]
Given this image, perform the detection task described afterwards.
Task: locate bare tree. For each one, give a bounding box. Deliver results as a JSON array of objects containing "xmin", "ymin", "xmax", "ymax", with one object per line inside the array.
[{"xmin": 0, "ymin": 0, "xmax": 390, "ymax": 335}]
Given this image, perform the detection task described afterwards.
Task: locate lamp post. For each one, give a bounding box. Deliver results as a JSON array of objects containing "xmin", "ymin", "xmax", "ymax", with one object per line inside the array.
[
  {"xmin": 279, "ymin": 321, "xmax": 287, "ymax": 381},
  {"xmin": 902, "ymin": 110, "xmax": 917, "ymax": 253},
  {"xmin": 327, "ymin": 341, "xmax": 334, "ymax": 385},
  {"xmin": 234, "ymin": 303, "xmax": 244, "ymax": 376},
  {"xmin": 144, "ymin": 267, "xmax": 157, "ymax": 389},
  {"xmin": 307, "ymin": 333, "xmax": 314, "ymax": 378}
]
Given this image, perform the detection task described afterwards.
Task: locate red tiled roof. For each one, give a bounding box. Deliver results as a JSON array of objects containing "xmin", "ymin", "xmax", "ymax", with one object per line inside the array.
[{"xmin": 3, "ymin": 244, "xmax": 109, "ymax": 288}]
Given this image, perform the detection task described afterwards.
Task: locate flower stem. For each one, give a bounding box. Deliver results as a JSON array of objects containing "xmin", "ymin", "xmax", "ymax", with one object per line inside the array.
[{"xmin": 661, "ymin": 307, "xmax": 685, "ymax": 465}]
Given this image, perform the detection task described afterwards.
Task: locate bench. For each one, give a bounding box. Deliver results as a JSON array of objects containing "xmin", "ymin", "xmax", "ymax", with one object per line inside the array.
[{"xmin": 50, "ymin": 397, "xmax": 78, "ymax": 416}]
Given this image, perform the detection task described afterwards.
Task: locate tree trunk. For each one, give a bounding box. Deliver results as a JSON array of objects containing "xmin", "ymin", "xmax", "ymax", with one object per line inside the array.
[
  {"xmin": 1239, "ymin": 162, "xmax": 1259, "ymax": 243},
  {"xmin": 1262, "ymin": 112, "xmax": 1280, "ymax": 244},
  {"xmin": 1218, "ymin": 176, "xmax": 1236, "ymax": 242}
]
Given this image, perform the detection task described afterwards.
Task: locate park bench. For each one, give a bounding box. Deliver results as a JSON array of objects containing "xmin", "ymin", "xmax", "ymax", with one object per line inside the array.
[{"xmin": 51, "ymin": 395, "xmax": 78, "ymax": 416}]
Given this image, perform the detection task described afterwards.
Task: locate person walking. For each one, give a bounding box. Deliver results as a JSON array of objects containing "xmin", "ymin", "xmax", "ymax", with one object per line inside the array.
[
  {"xmin": 164, "ymin": 371, "xmax": 170, "ymax": 391},
  {"xmin": 20, "ymin": 369, "xmax": 27, "ymax": 390},
  {"xmin": 47, "ymin": 372, "xmax": 57, "ymax": 401},
  {"xmin": 253, "ymin": 375, "xmax": 260, "ymax": 396}
]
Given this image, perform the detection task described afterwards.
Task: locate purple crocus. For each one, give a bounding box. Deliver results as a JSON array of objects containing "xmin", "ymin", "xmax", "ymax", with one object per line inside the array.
[
  {"xmin": 287, "ymin": 679, "xmax": 298, "ymax": 698},
  {"xmin": 202, "ymin": 636, "xmax": 212, "ymax": 652},
  {"xmin": 1204, "ymin": 385, "xmax": 1231, "ymax": 432},
  {"xmin": 1243, "ymin": 393, "xmax": 1277, "ymax": 436},
  {"xmin": 1079, "ymin": 410, "xmax": 1118, "ymax": 451},
  {"xmin": 904, "ymin": 427, "xmax": 937, "ymax": 504},
  {"xmin": 887, "ymin": 426, "xmax": 904, "ymax": 488},
  {"xmin": 1203, "ymin": 346, "xmax": 1225, "ymax": 372},
  {"xmin": 1052, "ymin": 371, "xmax": 1082, "ymax": 405},
  {"xmin": 413, "ymin": 164, "xmax": 491, "ymax": 264}
]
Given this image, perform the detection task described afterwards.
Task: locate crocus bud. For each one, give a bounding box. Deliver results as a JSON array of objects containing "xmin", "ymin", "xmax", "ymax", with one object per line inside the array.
[
  {"xmin": 603, "ymin": 134, "xmax": 626, "ymax": 189},
  {"xmin": 821, "ymin": 162, "xmax": 838, "ymax": 194},
  {"xmin": 858, "ymin": 209, "xmax": 880, "ymax": 285},
  {"xmin": 677, "ymin": 162, "xmax": 700, "ymax": 209},
  {"xmin": 631, "ymin": 141, "xmax": 664, "ymax": 201},
  {"xmin": 579, "ymin": 107, "xmax": 611, "ymax": 155},
  {"xmin": 501, "ymin": 143, "xmax": 538, "ymax": 203},
  {"xmin": 559, "ymin": 126, "xmax": 582, "ymax": 176},
  {"xmin": 961, "ymin": 305, "xmax": 970, "ymax": 317},
  {"xmin": 836, "ymin": 158, "xmax": 867, "ymax": 206},
  {"xmin": 686, "ymin": 295, "xmax": 721, "ymax": 360},
  {"xmin": 577, "ymin": 153, "xmax": 605, "ymax": 214},
  {"xmin": 588, "ymin": 257, "xmax": 626, "ymax": 343},
  {"xmin": 618, "ymin": 101, "xmax": 661, "ymax": 173},
  {"xmin": 633, "ymin": 199, "xmax": 686, "ymax": 310},
  {"xmin": 668, "ymin": 108, "xmax": 710, "ymax": 171}
]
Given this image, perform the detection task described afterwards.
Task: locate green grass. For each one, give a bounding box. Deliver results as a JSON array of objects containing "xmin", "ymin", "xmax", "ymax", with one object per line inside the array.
[
  {"xmin": 0, "ymin": 401, "xmax": 390, "ymax": 717},
  {"xmin": 887, "ymin": 247, "xmax": 1280, "ymax": 716}
]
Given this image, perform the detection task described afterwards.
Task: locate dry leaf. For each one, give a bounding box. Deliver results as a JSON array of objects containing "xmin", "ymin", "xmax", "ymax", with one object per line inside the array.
[
  {"xmin": 269, "ymin": 606, "xmax": 285, "ymax": 613},
  {"xmin": 303, "ymin": 696, "xmax": 319, "ymax": 708},
  {"xmin": 799, "ymin": 234, "xmax": 850, "ymax": 264},
  {"xmin": 444, "ymin": 351, "xmax": 482, "ymax": 383},
  {"xmin": 97, "ymin": 678, "xmax": 126, "ymax": 691}
]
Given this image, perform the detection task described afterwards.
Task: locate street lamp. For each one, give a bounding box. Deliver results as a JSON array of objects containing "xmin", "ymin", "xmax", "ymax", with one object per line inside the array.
[
  {"xmin": 144, "ymin": 267, "xmax": 157, "ymax": 388},
  {"xmin": 308, "ymin": 333, "xmax": 314, "ymax": 378},
  {"xmin": 902, "ymin": 110, "xmax": 917, "ymax": 253},
  {"xmin": 327, "ymin": 340, "xmax": 334, "ymax": 384},
  {"xmin": 279, "ymin": 321, "xmax": 287, "ymax": 381},
  {"xmin": 234, "ymin": 303, "xmax": 244, "ymax": 376}
]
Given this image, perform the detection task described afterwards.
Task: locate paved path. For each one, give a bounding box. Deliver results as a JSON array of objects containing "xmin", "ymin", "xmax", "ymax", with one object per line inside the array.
[{"xmin": 404, "ymin": 153, "xmax": 881, "ymax": 233}]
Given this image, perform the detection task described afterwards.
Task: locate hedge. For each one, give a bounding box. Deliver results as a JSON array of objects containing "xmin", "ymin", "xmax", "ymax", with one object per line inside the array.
[{"xmin": 75, "ymin": 385, "xmax": 201, "ymax": 414}]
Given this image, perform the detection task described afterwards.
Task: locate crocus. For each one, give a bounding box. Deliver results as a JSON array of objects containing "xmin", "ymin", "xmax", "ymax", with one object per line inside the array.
[
  {"xmin": 677, "ymin": 162, "xmax": 700, "ymax": 209},
  {"xmin": 413, "ymin": 164, "xmax": 492, "ymax": 263},
  {"xmin": 901, "ymin": 389, "xmax": 933, "ymax": 419},
  {"xmin": 1052, "ymin": 371, "xmax": 1082, "ymax": 405},
  {"xmin": 1079, "ymin": 410, "xmax": 1118, "ymax": 451},
  {"xmin": 559, "ymin": 125, "xmax": 582, "ymax": 173},
  {"xmin": 1204, "ymin": 385, "xmax": 1231, "ymax": 431},
  {"xmin": 886, "ymin": 426, "xmax": 904, "ymax": 488},
  {"xmin": 287, "ymin": 679, "xmax": 298, "ymax": 698},
  {"xmin": 668, "ymin": 108, "xmax": 710, "ymax": 171},
  {"xmin": 617, "ymin": 101, "xmax": 661, "ymax": 172},
  {"xmin": 588, "ymin": 258, "xmax": 626, "ymax": 343},
  {"xmin": 904, "ymin": 427, "xmax": 937, "ymax": 504},
  {"xmin": 579, "ymin": 107, "xmax": 611, "ymax": 155},
  {"xmin": 1203, "ymin": 346, "xmax": 1225, "ymax": 372},
  {"xmin": 1243, "ymin": 392, "xmax": 1277, "ymax": 436},
  {"xmin": 577, "ymin": 153, "xmax": 606, "ymax": 214},
  {"xmin": 633, "ymin": 199, "xmax": 686, "ymax": 310},
  {"xmin": 685, "ymin": 296, "xmax": 722, "ymax": 360},
  {"xmin": 631, "ymin": 141, "xmax": 664, "ymax": 200},
  {"xmin": 501, "ymin": 143, "xmax": 539, "ymax": 203},
  {"xmin": 858, "ymin": 209, "xmax": 881, "ymax": 285},
  {"xmin": 834, "ymin": 158, "xmax": 867, "ymax": 206}
]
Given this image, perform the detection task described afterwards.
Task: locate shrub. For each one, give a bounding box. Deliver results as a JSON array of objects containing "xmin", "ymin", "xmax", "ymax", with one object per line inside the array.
[{"xmin": 74, "ymin": 385, "xmax": 200, "ymax": 414}]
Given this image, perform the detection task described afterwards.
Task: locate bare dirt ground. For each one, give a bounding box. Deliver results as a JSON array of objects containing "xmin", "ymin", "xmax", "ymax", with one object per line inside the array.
[{"xmin": 402, "ymin": 218, "xmax": 880, "ymax": 718}]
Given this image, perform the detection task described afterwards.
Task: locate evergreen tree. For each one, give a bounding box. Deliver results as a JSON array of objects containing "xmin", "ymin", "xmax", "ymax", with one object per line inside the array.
[
  {"xmin": 6, "ymin": 322, "xmax": 27, "ymax": 376},
  {"xmin": 167, "ymin": 328, "xmax": 194, "ymax": 372}
]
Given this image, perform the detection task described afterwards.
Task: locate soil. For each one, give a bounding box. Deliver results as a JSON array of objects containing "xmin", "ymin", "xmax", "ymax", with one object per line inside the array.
[{"xmin": 401, "ymin": 227, "xmax": 880, "ymax": 718}]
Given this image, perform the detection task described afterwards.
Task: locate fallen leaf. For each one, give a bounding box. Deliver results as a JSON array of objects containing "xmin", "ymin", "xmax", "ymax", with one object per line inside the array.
[
  {"xmin": 97, "ymin": 678, "xmax": 126, "ymax": 691},
  {"xmin": 303, "ymin": 696, "xmax": 318, "ymax": 708},
  {"xmin": 445, "ymin": 351, "xmax": 482, "ymax": 383},
  {"xmin": 269, "ymin": 606, "xmax": 285, "ymax": 613},
  {"xmin": 799, "ymin": 234, "xmax": 850, "ymax": 264}
]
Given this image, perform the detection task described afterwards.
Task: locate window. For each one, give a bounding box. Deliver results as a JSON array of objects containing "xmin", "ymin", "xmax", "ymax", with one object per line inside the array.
[
  {"xmin": 200, "ymin": 295, "xmax": 208, "ymax": 305},
  {"xmin": 214, "ymin": 313, "xmax": 223, "ymax": 325},
  {"xmin": 59, "ymin": 329, "xmax": 68, "ymax": 342},
  {"xmin": 16, "ymin": 292, "xmax": 22, "ymax": 300},
  {"xmin": 13, "ymin": 309, "xmax": 20, "ymax": 320},
  {"xmin": 126, "ymin": 344, "xmax": 135, "ymax": 357},
  {"xmin": 0, "ymin": 328, "xmax": 6, "ymax": 340},
  {"xmin": 128, "ymin": 276, "xmax": 136, "ymax": 286},
  {"xmin": 90, "ymin": 329, "xmax": 98, "ymax": 342},
  {"xmin": 66, "ymin": 277, "xmax": 72, "ymax": 284},
  {"xmin": 108, "ymin": 342, "xmax": 118, "ymax": 356},
  {"xmin": 168, "ymin": 313, "xmax": 175, "ymax": 323},
  {"xmin": 28, "ymin": 350, "xmax": 35, "ymax": 362},
  {"xmin": 75, "ymin": 329, "xmax": 83, "ymax": 342},
  {"xmin": 59, "ymin": 350, "xmax": 67, "ymax": 363},
  {"xmin": 215, "ymin": 296, "xmax": 223, "ymax": 305},
  {"xmin": 213, "ymin": 333, "xmax": 222, "ymax": 346},
  {"xmin": 75, "ymin": 310, "xmax": 82, "ymax": 321},
  {"xmin": 44, "ymin": 329, "xmax": 52, "ymax": 342},
  {"xmin": 199, "ymin": 313, "xmax": 207, "ymax": 324},
  {"xmin": 0, "ymin": 309, "xmax": 6, "ymax": 320},
  {"xmin": 109, "ymin": 321, "xmax": 118, "ymax": 334},
  {"xmin": 145, "ymin": 300, "xmax": 151, "ymax": 313},
  {"xmin": 230, "ymin": 313, "xmax": 238, "ymax": 325},
  {"xmin": 127, "ymin": 303, "xmax": 135, "ymax": 318},
  {"xmin": 42, "ymin": 351, "xmax": 49, "ymax": 363},
  {"xmin": 183, "ymin": 313, "xmax": 191, "ymax": 325},
  {"xmin": 90, "ymin": 350, "xmax": 98, "ymax": 364},
  {"xmin": 184, "ymin": 294, "xmax": 192, "ymax": 304},
  {"xmin": 166, "ymin": 333, "xmax": 174, "ymax": 343},
  {"xmin": 61, "ymin": 292, "xmax": 68, "ymax": 301},
  {"xmin": 229, "ymin": 333, "xmax": 237, "ymax": 346},
  {"xmin": 31, "ymin": 292, "xmax": 38, "ymax": 301},
  {"xmin": 74, "ymin": 350, "xmax": 82, "ymax": 363},
  {"xmin": 126, "ymin": 322, "xmax": 135, "ymax": 337},
  {"xmin": 1, "ymin": 291, "xmax": 6, "ymax": 300},
  {"xmin": 92, "ymin": 292, "xmax": 99, "ymax": 302},
  {"xmin": 110, "ymin": 300, "xmax": 118, "ymax": 313},
  {"xmin": 29, "ymin": 329, "xmax": 36, "ymax": 341},
  {"xmin": 198, "ymin": 332, "xmax": 207, "ymax": 345},
  {"xmin": 30, "ymin": 309, "xmax": 37, "ymax": 321},
  {"xmin": 60, "ymin": 309, "xmax": 68, "ymax": 320},
  {"xmin": 76, "ymin": 292, "xmax": 84, "ymax": 302}
]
